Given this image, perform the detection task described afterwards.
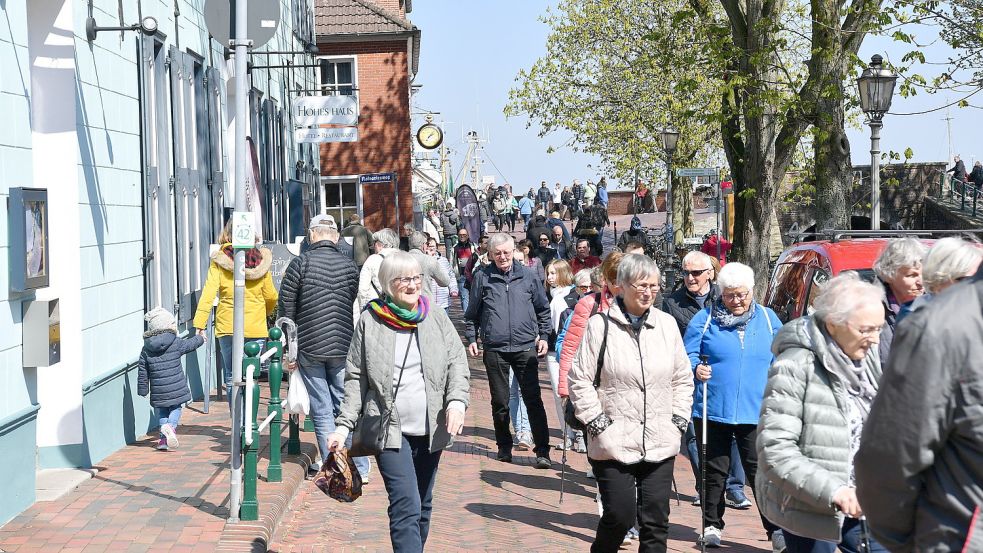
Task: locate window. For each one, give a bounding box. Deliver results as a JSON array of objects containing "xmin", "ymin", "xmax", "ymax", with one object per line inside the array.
[
  {"xmin": 803, "ymin": 269, "xmax": 830, "ymax": 315},
  {"xmin": 317, "ymin": 57, "xmax": 356, "ymax": 96},
  {"xmin": 319, "ymin": 178, "xmax": 360, "ymax": 226}
]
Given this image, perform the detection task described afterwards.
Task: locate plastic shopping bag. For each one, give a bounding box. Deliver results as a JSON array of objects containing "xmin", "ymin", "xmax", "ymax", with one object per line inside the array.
[{"xmin": 285, "ymin": 369, "xmax": 310, "ymax": 415}]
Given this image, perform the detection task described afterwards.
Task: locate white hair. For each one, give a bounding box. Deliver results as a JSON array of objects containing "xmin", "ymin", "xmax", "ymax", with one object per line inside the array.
[
  {"xmin": 574, "ymin": 268, "xmax": 592, "ymax": 287},
  {"xmin": 615, "ymin": 253, "xmax": 661, "ymax": 288},
  {"xmin": 812, "ymin": 271, "xmax": 886, "ymax": 325},
  {"xmin": 487, "ymin": 232, "xmax": 514, "ymax": 251},
  {"xmin": 408, "ymin": 231, "xmax": 428, "ymax": 250},
  {"xmin": 716, "ymin": 262, "xmax": 755, "ymax": 291},
  {"xmin": 378, "ymin": 251, "xmax": 423, "ymax": 297},
  {"xmin": 682, "ymin": 251, "xmax": 713, "ymax": 270},
  {"xmin": 373, "ymin": 228, "xmax": 399, "ymax": 250},
  {"xmin": 873, "ymin": 237, "xmax": 927, "ymax": 281},
  {"xmin": 922, "ymin": 237, "xmax": 982, "ymax": 293}
]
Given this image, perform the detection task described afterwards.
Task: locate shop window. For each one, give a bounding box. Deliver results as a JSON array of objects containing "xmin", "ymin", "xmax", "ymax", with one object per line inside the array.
[
  {"xmin": 317, "ymin": 57, "xmax": 356, "ymax": 96},
  {"xmin": 320, "ymin": 179, "xmax": 359, "ymax": 227}
]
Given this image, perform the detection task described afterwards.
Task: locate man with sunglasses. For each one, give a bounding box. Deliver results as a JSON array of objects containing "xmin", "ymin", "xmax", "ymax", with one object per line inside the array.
[{"xmin": 660, "ymin": 252, "xmax": 754, "ymax": 511}]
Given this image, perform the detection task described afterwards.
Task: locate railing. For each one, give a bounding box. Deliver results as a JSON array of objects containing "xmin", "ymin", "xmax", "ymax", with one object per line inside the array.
[
  {"xmin": 946, "ymin": 173, "xmax": 981, "ymax": 218},
  {"xmin": 238, "ymin": 325, "xmax": 302, "ymax": 521}
]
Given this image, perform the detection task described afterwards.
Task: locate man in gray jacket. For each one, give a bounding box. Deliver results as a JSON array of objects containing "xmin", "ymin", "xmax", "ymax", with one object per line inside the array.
[
  {"xmin": 464, "ymin": 233, "xmax": 553, "ymax": 468},
  {"xmin": 407, "ymin": 231, "xmax": 450, "ymax": 303},
  {"xmin": 855, "ymin": 265, "xmax": 983, "ymax": 553}
]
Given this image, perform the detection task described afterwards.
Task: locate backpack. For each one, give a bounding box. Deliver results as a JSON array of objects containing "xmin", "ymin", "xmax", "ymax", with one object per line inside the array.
[
  {"xmin": 563, "ymin": 293, "xmax": 608, "ymax": 431},
  {"xmin": 492, "ymin": 196, "xmax": 506, "ymax": 213}
]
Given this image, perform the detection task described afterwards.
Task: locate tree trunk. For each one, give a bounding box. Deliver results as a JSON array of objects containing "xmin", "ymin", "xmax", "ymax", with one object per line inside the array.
[{"xmin": 672, "ymin": 173, "xmax": 694, "ymax": 245}]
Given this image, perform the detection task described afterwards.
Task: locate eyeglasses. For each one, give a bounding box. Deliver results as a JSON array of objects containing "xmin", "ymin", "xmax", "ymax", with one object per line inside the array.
[
  {"xmin": 576, "ymin": 285, "xmax": 590, "ymax": 291},
  {"xmin": 722, "ymin": 291, "xmax": 751, "ymax": 301},
  {"xmin": 392, "ymin": 274, "xmax": 423, "ymax": 286},
  {"xmin": 629, "ymin": 282, "xmax": 661, "ymax": 293},
  {"xmin": 846, "ymin": 322, "xmax": 882, "ymax": 337},
  {"xmin": 684, "ymin": 268, "xmax": 711, "ymax": 278},
  {"xmin": 540, "ymin": 238, "xmax": 550, "ymax": 242}
]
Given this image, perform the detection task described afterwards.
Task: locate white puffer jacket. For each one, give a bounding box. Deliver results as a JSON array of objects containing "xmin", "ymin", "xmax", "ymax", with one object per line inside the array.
[{"xmin": 569, "ymin": 300, "xmax": 694, "ymax": 464}]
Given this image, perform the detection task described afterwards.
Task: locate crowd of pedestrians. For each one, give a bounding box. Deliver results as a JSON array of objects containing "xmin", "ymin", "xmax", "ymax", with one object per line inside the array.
[{"xmin": 134, "ymin": 183, "xmax": 983, "ymax": 553}]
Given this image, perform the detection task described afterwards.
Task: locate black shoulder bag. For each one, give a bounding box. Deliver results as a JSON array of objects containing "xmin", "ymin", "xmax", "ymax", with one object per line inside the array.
[
  {"xmin": 563, "ymin": 299, "xmax": 609, "ymax": 432},
  {"xmin": 350, "ymin": 328, "xmax": 417, "ymax": 457}
]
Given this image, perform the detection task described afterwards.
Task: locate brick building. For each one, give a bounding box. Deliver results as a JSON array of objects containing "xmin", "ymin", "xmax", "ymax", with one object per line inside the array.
[{"xmin": 313, "ymin": 0, "xmax": 420, "ymax": 231}]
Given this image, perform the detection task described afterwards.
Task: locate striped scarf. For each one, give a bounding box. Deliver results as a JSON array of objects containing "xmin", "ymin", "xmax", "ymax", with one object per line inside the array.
[{"xmin": 367, "ymin": 295, "xmax": 430, "ymax": 330}]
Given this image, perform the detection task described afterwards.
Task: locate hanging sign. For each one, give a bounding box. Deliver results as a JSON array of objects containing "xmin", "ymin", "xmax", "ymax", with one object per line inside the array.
[
  {"xmin": 293, "ymin": 95, "xmax": 358, "ymax": 126},
  {"xmin": 295, "ymin": 126, "xmax": 358, "ymax": 143}
]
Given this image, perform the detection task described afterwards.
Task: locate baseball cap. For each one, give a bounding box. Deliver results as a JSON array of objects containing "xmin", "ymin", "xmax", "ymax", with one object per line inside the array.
[{"xmin": 309, "ymin": 214, "xmax": 337, "ymax": 230}]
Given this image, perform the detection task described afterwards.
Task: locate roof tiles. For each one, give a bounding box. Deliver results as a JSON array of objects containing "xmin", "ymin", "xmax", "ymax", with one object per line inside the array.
[{"xmin": 315, "ymin": 0, "xmax": 415, "ymax": 37}]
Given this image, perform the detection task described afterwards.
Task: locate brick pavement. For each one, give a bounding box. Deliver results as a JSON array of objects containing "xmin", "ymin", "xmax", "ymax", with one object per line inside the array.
[
  {"xmin": 0, "ymin": 389, "xmax": 317, "ymax": 553},
  {"xmin": 268, "ymin": 300, "xmax": 772, "ymax": 553}
]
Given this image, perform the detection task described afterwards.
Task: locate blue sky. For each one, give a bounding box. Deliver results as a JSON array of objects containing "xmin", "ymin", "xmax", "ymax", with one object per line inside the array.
[{"xmin": 410, "ymin": 2, "xmax": 980, "ymax": 191}]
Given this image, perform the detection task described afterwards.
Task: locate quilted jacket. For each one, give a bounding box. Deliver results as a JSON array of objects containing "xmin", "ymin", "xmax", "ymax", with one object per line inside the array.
[
  {"xmin": 755, "ymin": 316, "xmax": 881, "ymax": 542},
  {"xmin": 277, "ymin": 240, "xmax": 359, "ymax": 361},
  {"xmin": 568, "ymin": 300, "xmax": 693, "ymax": 464},
  {"xmin": 138, "ymin": 331, "xmax": 204, "ymax": 407}
]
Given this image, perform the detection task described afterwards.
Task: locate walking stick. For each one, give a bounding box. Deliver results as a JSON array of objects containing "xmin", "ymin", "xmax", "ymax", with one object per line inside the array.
[
  {"xmin": 859, "ymin": 516, "xmax": 872, "ymax": 553},
  {"xmin": 559, "ymin": 416, "xmax": 568, "ymax": 504},
  {"xmin": 699, "ymin": 354, "xmax": 709, "ymax": 553}
]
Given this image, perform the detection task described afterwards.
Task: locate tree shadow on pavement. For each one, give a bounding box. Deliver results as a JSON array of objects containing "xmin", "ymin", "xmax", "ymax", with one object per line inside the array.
[
  {"xmin": 481, "ymin": 469, "xmax": 595, "ymax": 501},
  {"xmin": 464, "ymin": 502, "xmax": 596, "ymax": 544}
]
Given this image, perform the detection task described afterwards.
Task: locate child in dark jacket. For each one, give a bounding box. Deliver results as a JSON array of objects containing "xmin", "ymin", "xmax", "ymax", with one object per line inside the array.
[{"xmin": 139, "ymin": 307, "xmax": 204, "ymax": 451}]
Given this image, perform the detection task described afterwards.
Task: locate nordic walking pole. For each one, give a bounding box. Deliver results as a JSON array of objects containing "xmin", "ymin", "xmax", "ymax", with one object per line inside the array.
[
  {"xmin": 859, "ymin": 515, "xmax": 872, "ymax": 553},
  {"xmin": 559, "ymin": 415, "xmax": 568, "ymax": 504},
  {"xmin": 699, "ymin": 354, "xmax": 709, "ymax": 553}
]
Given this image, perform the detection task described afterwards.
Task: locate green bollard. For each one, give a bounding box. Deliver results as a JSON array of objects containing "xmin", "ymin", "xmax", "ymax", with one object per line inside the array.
[
  {"xmin": 266, "ymin": 327, "xmax": 283, "ymax": 482},
  {"xmin": 287, "ymin": 414, "xmax": 301, "ymax": 455},
  {"xmin": 240, "ymin": 341, "xmax": 262, "ymax": 521}
]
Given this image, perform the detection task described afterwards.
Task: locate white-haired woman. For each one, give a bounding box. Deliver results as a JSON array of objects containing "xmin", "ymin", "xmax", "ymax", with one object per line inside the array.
[
  {"xmin": 328, "ymin": 251, "xmax": 470, "ymax": 553},
  {"xmin": 756, "ymin": 272, "xmax": 888, "ymax": 552},
  {"xmin": 684, "ymin": 262, "xmax": 783, "ymax": 548},
  {"xmin": 569, "ymin": 254, "xmax": 693, "ymax": 552},
  {"xmin": 871, "ymin": 237, "xmax": 927, "ymax": 362},
  {"xmin": 356, "ymin": 228, "xmax": 401, "ymax": 312},
  {"xmin": 898, "ymin": 237, "xmax": 982, "ymax": 323}
]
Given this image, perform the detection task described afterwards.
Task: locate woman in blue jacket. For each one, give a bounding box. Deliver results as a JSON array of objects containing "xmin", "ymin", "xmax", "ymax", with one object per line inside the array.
[{"xmin": 684, "ymin": 262, "xmax": 783, "ymax": 549}]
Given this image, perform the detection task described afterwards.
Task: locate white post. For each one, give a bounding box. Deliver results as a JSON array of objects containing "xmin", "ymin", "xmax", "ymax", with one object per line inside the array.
[{"xmin": 870, "ymin": 121, "xmax": 882, "ymax": 230}]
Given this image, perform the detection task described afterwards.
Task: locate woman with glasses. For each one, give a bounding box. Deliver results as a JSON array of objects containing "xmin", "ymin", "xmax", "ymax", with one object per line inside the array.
[
  {"xmin": 756, "ymin": 272, "xmax": 889, "ymax": 552},
  {"xmin": 684, "ymin": 262, "xmax": 783, "ymax": 549},
  {"xmin": 569, "ymin": 254, "xmax": 694, "ymax": 552},
  {"xmin": 327, "ymin": 251, "xmax": 470, "ymax": 553}
]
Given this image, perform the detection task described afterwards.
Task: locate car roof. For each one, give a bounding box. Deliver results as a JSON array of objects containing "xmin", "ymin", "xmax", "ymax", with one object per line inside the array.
[{"xmin": 778, "ymin": 238, "xmax": 935, "ymax": 275}]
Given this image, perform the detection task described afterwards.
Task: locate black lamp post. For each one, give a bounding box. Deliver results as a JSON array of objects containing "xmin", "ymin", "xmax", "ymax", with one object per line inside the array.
[
  {"xmin": 856, "ymin": 54, "xmax": 897, "ymax": 230},
  {"xmin": 660, "ymin": 129, "xmax": 680, "ymax": 248}
]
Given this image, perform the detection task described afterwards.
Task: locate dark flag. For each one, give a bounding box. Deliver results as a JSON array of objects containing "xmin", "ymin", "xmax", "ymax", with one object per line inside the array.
[{"xmin": 456, "ymin": 184, "xmax": 482, "ymax": 241}]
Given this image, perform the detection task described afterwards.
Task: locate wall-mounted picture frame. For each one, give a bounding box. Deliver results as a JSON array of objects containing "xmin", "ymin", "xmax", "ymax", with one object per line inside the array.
[{"xmin": 9, "ymin": 187, "xmax": 50, "ymax": 291}]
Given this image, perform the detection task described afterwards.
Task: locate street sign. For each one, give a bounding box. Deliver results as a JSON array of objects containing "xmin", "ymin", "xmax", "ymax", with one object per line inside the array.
[
  {"xmin": 295, "ymin": 126, "xmax": 358, "ymax": 143},
  {"xmin": 231, "ymin": 211, "xmax": 256, "ymax": 249},
  {"xmin": 676, "ymin": 167, "xmax": 719, "ymax": 178},
  {"xmin": 359, "ymin": 172, "xmax": 396, "ymax": 184},
  {"xmin": 204, "ymin": 0, "xmax": 280, "ymax": 48},
  {"xmin": 293, "ymin": 96, "xmax": 358, "ymax": 127}
]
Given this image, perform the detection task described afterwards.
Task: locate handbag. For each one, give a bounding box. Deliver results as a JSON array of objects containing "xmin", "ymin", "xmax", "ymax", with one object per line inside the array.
[
  {"xmin": 349, "ymin": 329, "xmax": 417, "ymax": 457},
  {"xmin": 564, "ymin": 306, "xmax": 609, "ymax": 432},
  {"xmin": 313, "ymin": 447, "xmax": 363, "ymax": 502},
  {"xmin": 285, "ymin": 368, "xmax": 310, "ymax": 415}
]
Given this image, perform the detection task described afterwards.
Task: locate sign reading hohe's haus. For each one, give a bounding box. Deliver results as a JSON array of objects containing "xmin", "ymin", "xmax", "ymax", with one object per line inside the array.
[{"xmin": 293, "ymin": 95, "xmax": 358, "ymax": 126}]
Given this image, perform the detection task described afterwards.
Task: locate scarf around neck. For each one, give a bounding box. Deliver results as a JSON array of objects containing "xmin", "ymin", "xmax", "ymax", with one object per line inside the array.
[
  {"xmin": 817, "ymin": 320, "xmax": 878, "ymax": 420},
  {"xmin": 711, "ymin": 299, "xmax": 755, "ymax": 330},
  {"xmin": 368, "ymin": 295, "xmax": 430, "ymax": 330}
]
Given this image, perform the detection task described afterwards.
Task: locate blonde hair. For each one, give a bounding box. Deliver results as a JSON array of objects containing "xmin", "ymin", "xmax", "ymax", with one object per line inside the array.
[{"xmin": 547, "ymin": 259, "xmax": 573, "ymax": 288}]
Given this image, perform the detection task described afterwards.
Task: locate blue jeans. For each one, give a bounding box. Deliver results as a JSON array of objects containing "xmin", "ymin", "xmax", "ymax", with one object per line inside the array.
[
  {"xmin": 217, "ymin": 336, "xmax": 266, "ymax": 407},
  {"xmin": 156, "ymin": 405, "xmax": 182, "ymax": 438},
  {"xmin": 522, "ymin": 213, "xmax": 531, "ymax": 227},
  {"xmin": 783, "ymin": 517, "xmax": 887, "ymax": 553},
  {"xmin": 298, "ymin": 358, "xmax": 370, "ymax": 476},
  {"xmin": 683, "ymin": 423, "xmax": 747, "ymax": 496},
  {"xmin": 457, "ymin": 277, "xmax": 470, "ymax": 314},
  {"xmin": 376, "ymin": 434, "xmax": 443, "ymax": 553},
  {"xmin": 509, "ymin": 369, "xmax": 530, "ymax": 435}
]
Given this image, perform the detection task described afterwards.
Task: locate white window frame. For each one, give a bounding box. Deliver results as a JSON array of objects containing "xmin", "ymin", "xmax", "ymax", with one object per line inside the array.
[
  {"xmin": 318, "ymin": 175, "xmax": 362, "ymax": 225},
  {"xmin": 315, "ymin": 55, "xmax": 358, "ymax": 96}
]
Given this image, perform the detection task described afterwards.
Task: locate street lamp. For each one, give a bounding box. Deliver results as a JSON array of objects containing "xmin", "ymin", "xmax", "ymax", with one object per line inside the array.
[
  {"xmin": 660, "ymin": 129, "xmax": 680, "ymax": 246},
  {"xmin": 857, "ymin": 54, "xmax": 897, "ymax": 230}
]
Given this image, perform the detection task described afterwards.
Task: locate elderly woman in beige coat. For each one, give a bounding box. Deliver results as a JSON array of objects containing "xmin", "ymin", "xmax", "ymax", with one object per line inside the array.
[{"xmin": 569, "ymin": 254, "xmax": 694, "ymax": 553}]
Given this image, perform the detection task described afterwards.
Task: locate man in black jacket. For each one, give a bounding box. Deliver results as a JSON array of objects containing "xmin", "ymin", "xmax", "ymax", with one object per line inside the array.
[
  {"xmin": 856, "ymin": 264, "xmax": 983, "ymax": 553},
  {"xmin": 464, "ymin": 233, "xmax": 553, "ymax": 468},
  {"xmin": 277, "ymin": 214, "xmax": 368, "ymax": 479},
  {"xmin": 536, "ymin": 181, "xmax": 552, "ymax": 213},
  {"xmin": 945, "ymin": 154, "xmax": 967, "ymax": 184}
]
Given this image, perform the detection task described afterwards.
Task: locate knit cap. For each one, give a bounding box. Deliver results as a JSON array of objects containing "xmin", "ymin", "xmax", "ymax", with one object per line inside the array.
[{"xmin": 145, "ymin": 306, "xmax": 177, "ymax": 336}]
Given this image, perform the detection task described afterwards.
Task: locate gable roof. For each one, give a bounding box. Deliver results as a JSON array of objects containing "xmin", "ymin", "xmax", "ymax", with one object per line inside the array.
[{"xmin": 315, "ymin": 0, "xmax": 420, "ymax": 74}]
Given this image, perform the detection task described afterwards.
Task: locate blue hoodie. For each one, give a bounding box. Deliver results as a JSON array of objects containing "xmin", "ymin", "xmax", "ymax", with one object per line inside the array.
[{"xmin": 684, "ymin": 303, "xmax": 782, "ymax": 425}]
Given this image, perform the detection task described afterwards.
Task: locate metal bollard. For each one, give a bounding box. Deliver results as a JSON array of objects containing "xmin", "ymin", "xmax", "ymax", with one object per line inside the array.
[
  {"xmin": 266, "ymin": 327, "xmax": 284, "ymax": 482},
  {"xmin": 287, "ymin": 414, "xmax": 301, "ymax": 455},
  {"xmin": 240, "ymin": 341, "xmax": 262, "ymax": 521}
]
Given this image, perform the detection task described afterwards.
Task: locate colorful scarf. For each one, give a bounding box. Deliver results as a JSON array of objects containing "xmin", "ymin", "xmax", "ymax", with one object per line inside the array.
[{"xmin": 367, "ymin": 295, "xmax": 430, "ymax": 330}]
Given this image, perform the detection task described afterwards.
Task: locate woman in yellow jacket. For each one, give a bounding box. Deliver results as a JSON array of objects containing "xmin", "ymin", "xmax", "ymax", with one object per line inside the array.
[{"xmin": 193, "ymin": 221, "xmax": 278, "ymax": 405}]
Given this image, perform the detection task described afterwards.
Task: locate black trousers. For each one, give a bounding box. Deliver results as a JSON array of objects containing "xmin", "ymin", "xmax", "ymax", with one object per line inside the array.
[
  {"xmin": 484, "ymin": 349, "xmax": 551, "ymax": 458},
  {"xmin": 693, "ymin": 419, "xmax": 777, "ymax": 537},
  {"xmin": 590, "ymin": 456, "xmax": 675, "ymax": 553}
]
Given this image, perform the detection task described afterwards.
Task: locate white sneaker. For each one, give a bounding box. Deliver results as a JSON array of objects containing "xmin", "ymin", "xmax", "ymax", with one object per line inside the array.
[
  {"xmin": 160, "ymin": 424, "xmax": 179, "ymax": 449},
  {"xmin": 586, "ymin": 467, "xmax": 595, "ymax": 479},
  {"xmin": 772, "ymin": 529, "xmax": 787, "ymax": 553},
  {"xmin": 699, "ymin": 526, "xmax": 722, "ymax": 548}
]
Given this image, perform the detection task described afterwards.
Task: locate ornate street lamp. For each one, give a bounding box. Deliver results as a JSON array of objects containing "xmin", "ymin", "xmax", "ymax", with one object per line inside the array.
[
  {"xmin": 660, "ymin": 129, "xmax": 680, "ymax": 247},
  {"xmin": 857, "ymin": 54, "xmax": 897, "ymax": 230}
]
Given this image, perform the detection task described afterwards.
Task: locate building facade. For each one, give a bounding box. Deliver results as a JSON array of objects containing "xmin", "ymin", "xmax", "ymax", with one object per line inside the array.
[
  {"xmin": 0, "ymin": 0, "xmax": 318, "ymax": 523},
  {"xmin": 312, "ymin": 0, "xmax": 419, "ymax": 231}
]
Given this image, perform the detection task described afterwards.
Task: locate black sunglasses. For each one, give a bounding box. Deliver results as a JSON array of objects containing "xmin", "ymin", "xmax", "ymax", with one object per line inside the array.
[{"xmin": 685, "ymin": 268, "xmax": 711, "ymax": 277}]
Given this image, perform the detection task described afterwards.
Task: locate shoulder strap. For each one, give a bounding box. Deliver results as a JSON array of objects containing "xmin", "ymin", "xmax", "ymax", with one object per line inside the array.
[
  {"xmin": 391, "ymin": 329, "xmax": 417, "ymax": 404},
  {"xmin": 701, "ymin": 307, "xmax": 712, "ymax": 337},
  {"xmin": 592, "ymin": 312, "xmax": 609, "ymax": 389},
  {"xmin": 763, "ymin": 307, "xmax": 774, "ymax": 335}
]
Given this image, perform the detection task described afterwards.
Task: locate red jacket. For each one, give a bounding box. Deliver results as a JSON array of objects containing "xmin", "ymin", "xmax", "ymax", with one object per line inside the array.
[
  {"xmin": 701, "ymin": 235, "xmax": 732, "ymax": 265},
  {"xmin": 557, "ymin": 288, "xmax": 614, "ymax": 397},
  {"xmin": 570, "ymin": 255, "xmax": 601, "ymax": 274}
]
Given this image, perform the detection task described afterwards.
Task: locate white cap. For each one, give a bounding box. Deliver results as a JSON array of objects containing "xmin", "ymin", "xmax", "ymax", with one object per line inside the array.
[{"xmin": 309, "ymin": 214, "xmax": 337, "ymax": 230}]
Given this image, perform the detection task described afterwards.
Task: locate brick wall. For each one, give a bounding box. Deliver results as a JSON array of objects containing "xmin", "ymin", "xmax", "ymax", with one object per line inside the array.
[
  {"xmin": 316, "ymin": 40, "xmax": 412, "ymax": 230},
  {"xmin": 368, "ymin": 0, "xmax": 405, "ymax": 17}
]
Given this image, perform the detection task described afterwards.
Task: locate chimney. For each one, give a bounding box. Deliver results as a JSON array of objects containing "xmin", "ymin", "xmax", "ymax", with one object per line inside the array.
[{"xmin": 367, "ymin": 0, "xmax": 405, "ymax": 18}]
